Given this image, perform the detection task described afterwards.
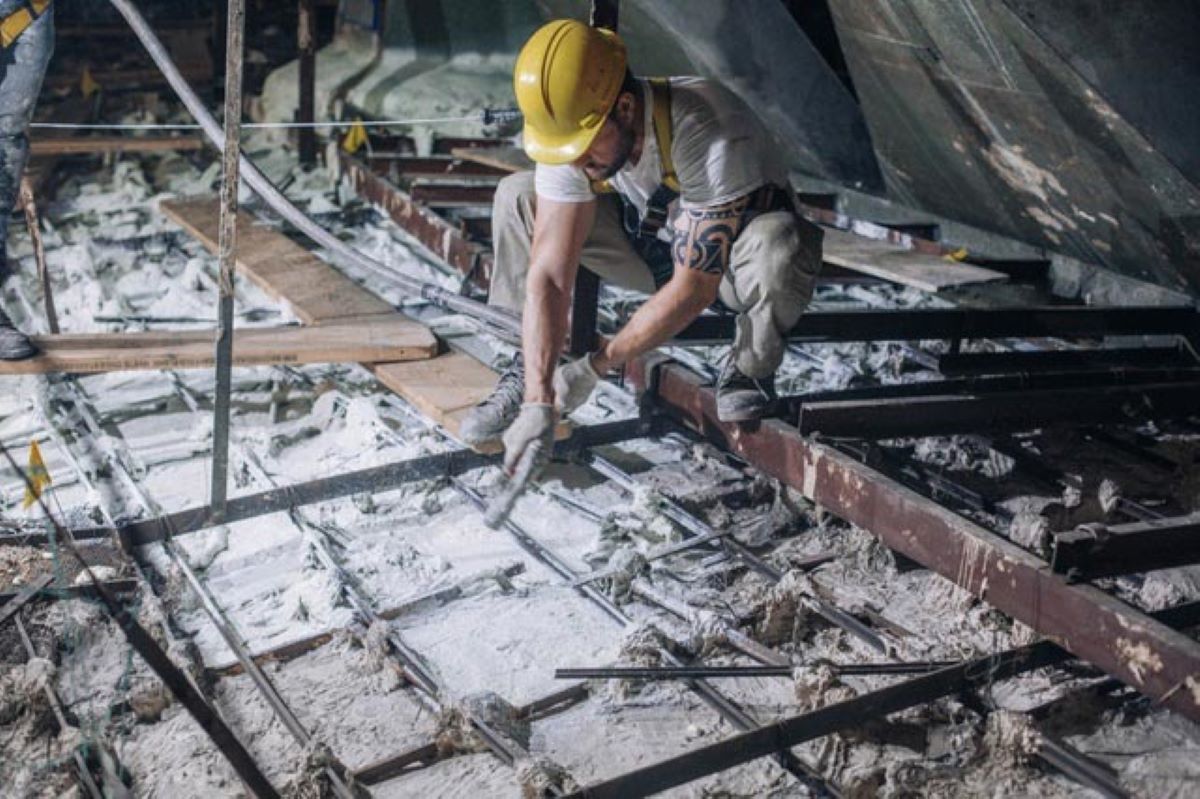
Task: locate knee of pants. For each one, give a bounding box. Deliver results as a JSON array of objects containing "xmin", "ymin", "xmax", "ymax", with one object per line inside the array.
[{"xmin": 731, "ymin": 213, "xmax": 820, "ymax": 312}]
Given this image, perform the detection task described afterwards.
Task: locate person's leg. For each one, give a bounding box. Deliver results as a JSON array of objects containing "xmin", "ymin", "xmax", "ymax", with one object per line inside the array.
[
  {"xmin": 0, "ymin": 8, "xmax": 53, "ymax": 361},
  {"xmin": 714, "ymin": 210, "xmax": 822, "ymax": 420},
  {"xmin": 463, "ymin": 172, "xmax": 653, "ymax": 444}
]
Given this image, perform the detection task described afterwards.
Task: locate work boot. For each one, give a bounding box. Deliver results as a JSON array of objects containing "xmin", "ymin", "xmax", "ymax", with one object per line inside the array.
[
  {"xmin": 716, "ymin": 360, "xmax": 776, "ymax": 422},
  {"xmin": 0, "ymin": 305, "xmax": 36, "ymax": 361},
  {"xmin": 459, "ymin": 356, "xmax": 525, "ymax": 445}
]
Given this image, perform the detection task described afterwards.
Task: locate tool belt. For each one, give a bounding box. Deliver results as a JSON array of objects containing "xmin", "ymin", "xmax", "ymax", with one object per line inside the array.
[{"xmin": 1, "ymin": 0, "xmax": 50, "ymax": 48}]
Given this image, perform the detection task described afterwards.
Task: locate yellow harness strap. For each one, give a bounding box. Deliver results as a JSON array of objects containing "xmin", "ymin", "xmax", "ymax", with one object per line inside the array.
[
  {"xmin": 590, "ymin": 77, "xmax": 678, "ymax": 195},
  {"xmin": 647, "ymin": 78, "xmax": 680, "ymax": 193},
  {"xmin": 1, "ymin": 0, "xmax": 51, "ymax": 49}
]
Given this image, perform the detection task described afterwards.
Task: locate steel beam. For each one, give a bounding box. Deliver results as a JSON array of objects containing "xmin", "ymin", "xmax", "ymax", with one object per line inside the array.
[
  {"xmin": 673, "ymin": 306, "xmax": 1198, "ymax": 344},
  {"xmin": 1053, "ymin": 513, "xmax": 1200, "ymax": 580},
  {"xmin": 797, "ymin": 381, "xmax": 1200, "ymax": 438},
  {"xmin": 0, "ymin": 573, "xmax": 54, "ymax": 627},
  {"xmin": 408, "ymin": 183, "xmax": 498, "ymax": 208},
  {"xmin": 53, "ymin": 419, "xmax": 648, "ymax": 546},
  {"xmin": 627, "ymin": 357, "xmax": 1200, "ymax": 721},
  {"xmin": 565, "ymin": 600, "xmax": 1200, "ymax": 798},
  {"xmin": 555, "ymin": 662, "xmax": 955, "ymax": 680},
  {"xmin": 0, "ymin": 577, "xmax": 138, "ymax": 607},
  {"xmin": 938, "ymin": 345, "xmax": 1192, "ymax": 376}
]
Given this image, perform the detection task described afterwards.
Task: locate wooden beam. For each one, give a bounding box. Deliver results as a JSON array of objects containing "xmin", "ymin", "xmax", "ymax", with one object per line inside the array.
[
  {"xmin": 160, "ymin": 197, "xmax": 396, "ymax": 324},
  {"xmin": 30, "ymin": 136, "xmax": 205, "ymax": 156},
  {"xmin": 0, "ymin": 318, "xmax": 436, "ymax": 375},
  {"xmin": 821, "ymin": 227, "xmax": 1008, "ymax": 292}
]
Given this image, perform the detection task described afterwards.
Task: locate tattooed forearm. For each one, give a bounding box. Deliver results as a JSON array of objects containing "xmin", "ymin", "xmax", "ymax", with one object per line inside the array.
[{"xmin": 671, "ymin": 195, "xmax": 751, "ymax": 275}]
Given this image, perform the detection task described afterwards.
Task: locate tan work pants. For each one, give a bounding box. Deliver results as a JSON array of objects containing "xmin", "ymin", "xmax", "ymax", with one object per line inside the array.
[{"xmin": 488, "ymin": 171, "xmax": 822, "ymax": 378}]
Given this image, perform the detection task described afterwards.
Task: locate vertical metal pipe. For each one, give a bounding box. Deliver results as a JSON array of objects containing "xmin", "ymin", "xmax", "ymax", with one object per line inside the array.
[
  {"xmin": 18, "ymin": 177, "xmax": 57, "ymax": 333},
  {"xmin": 297, "ymin": 0, "xmax": 317, "ymax": 166},
  {"xmin": 211, "ymin": 0, "xmax": 245, "ymax": 519},
  {"xmin": 569, "ymin": 267, "xmax": 600, "ymax": 356},
  {"xmin": 589, "ymin": 0, "xmax": 619, "ymax": 31}
]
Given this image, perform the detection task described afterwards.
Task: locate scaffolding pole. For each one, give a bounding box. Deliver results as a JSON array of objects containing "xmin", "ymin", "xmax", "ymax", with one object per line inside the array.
[{"xmin": 211, "ymin": 0, "xmax": 245, "ymax": 518}]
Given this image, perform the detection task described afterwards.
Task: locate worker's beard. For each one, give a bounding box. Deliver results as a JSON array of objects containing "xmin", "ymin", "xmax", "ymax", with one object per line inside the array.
[{"xmin": 594, "ymin": 118, "xmax": 637, "ymax": 180}]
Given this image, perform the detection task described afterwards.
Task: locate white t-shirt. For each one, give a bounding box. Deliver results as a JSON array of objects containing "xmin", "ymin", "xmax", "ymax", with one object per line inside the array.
[{"xmin": 534, "ymin": 77, "xmax": 789, "ymax": 230}]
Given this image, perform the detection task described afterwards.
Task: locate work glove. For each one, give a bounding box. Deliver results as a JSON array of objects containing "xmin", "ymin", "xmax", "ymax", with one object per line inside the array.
[
  {"xmin": 486, "ymin": 403, "xmax": 556, "ymax": 529},
  {"xmin": 553, "ymin": 354, "xmax": 600, "ymax": 414},
  {"xmin": 501, "ymin": 402, "xmax": 556, "ymax": 477}
]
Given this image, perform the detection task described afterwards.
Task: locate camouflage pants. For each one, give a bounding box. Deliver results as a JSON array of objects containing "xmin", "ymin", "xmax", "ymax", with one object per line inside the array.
[{"xmin": 0, "ymin": 5, "xmax": 53, "ymax": 257}]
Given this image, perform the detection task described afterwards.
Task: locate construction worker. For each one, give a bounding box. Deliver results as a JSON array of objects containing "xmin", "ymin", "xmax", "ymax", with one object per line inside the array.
[
  {"xmin": 461, "ymin": 19, "xmax": 823, "ymax": 476},
  {"xmin": 0, "ymin": 0, "xmax": 52, "ymax": 360}
]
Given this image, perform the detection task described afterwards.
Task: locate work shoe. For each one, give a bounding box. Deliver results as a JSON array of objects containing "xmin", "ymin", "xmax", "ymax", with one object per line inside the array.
[
  {"xmin": 459, "ymin": 356, "xmax": 525, "ymax": 445},
  {"xmin": 0, "ymin": 306, "xmax": 36, "ymax": 361},
  {"xmin": 716, "ymin": 361, "xmax": 776, "ymax": 422}
]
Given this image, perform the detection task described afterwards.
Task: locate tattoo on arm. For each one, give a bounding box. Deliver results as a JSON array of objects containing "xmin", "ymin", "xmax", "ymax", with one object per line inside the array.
[{"xmin": 670, "ymin": 196, "xmax": 750, "ymax": 275}]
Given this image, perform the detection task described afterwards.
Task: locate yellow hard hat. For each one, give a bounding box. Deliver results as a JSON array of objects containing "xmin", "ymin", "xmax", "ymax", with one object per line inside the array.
[{"xmin": 514, "ymin": 19, "xmax": 628, "ymax": 165}]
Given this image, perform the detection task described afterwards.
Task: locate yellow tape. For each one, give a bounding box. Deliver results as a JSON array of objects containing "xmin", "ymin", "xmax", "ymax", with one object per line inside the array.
[
  {"xmin": 22, "ymin": 440, "xmax": 52, "ymax": 510},
  {"xmin": 80, "ymin": 65, "xmax": 100, "ymax": 99},
  {"xmin": 341, "ymin": 118, "xmax": 368, "ymax": 154}
]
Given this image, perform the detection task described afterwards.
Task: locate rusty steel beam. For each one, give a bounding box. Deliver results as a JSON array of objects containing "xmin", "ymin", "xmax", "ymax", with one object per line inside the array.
[
  {"xmin": 626, "ymin": 356, "xmax": 1200, "ymax": 722},
  {"xmin": 340, "ymin": 151, "xmax": 494, "ymax": 286}
]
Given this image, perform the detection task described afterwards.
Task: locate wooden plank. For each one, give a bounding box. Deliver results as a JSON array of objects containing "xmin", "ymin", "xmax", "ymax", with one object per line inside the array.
[
  {"xmin": 160, "ymin": 197, "xmax": 395, "ymax": 324},
  {"xmin": 31, "ymin": 136, "xmax": 206, "ymax": 156},
  {"xmin": 450, "ymin": 145, "xmax": 532, "ymax": 174},
  {"xmin": 0, "ymin": 318, "xmax": 436, "ymax": 375},
  {"xmin": 371, "ymin": 352, "xmax": 571, "ymax": 453},
  {"xmin": 821, "ymin": 227, "xmax": 1008, "ymax": 292}
]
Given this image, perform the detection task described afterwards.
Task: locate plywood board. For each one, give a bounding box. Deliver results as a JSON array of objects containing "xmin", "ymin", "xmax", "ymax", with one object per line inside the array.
[
  {"xmin": 450, "ymin": 146, "xmax": 533, "ymax": 174},
  {"xmin": 160, "ymin": 197, "xmax": 395, "ymax": 324},
  {"xmin": 372, "ymin": 352, "xmax": 571, "ymax": 453},
  {"xmin": 821, "ymin": 227, "xmax": 1008, "ymax": 292},
  {"xmin": 1, "ymin": 317, "xmax": 436, "ymax": 375}
]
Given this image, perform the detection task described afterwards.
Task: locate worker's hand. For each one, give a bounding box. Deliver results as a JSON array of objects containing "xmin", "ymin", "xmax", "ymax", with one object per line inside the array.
[
  {"xmin": 501, "ymin": 403, "xmax": 556, "ymax": 476},
  {"xmin": 553, "ymin": 354, "xmax": 600, "ymax": 414}
]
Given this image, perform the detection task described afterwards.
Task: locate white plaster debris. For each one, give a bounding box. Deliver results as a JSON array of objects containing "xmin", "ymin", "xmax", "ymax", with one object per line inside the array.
[{"xmin": 1, "ymin": 99, "xmax": 1197, "ymax": 799}]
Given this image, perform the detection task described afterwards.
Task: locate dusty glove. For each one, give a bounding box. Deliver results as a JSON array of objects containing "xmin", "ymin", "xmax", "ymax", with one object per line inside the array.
[
  {"xmin": 553, "ymin": 354, "xmax": 600, "ymax": 414},
  {"xmin": 501, "ymin": 402, "xmax": 556, "ymax": 476}
]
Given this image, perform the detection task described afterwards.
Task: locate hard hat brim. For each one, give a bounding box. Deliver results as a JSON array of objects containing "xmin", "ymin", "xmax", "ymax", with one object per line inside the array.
[{"xmin": 522, "ymin": 116, "xmax": 605, "ymax": 166}]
